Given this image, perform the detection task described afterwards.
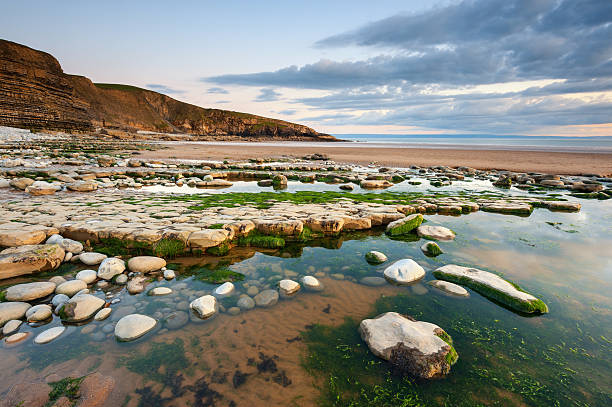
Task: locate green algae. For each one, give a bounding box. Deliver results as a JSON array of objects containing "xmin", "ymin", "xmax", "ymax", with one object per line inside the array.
[
  {"xmin": 93, "ymin": 237, "xmax": 185, "ymax": 258},
  {"xmin": 191, "ymin": 267, "xmax": 245, "ymax": 283},
  {"xmin": 119, "ymin": 338, "xmax": 189, "ymax": 383},
  {"xmin": 385, "ymin": 214, "xmax": 423, "ymax": 236},
  {"xmin": 45, "ymin": 376, "xmax": 85, "ymax": 407},
  {"xmin": 237, "ymin": 231, "xmax": 285, "ymax": 248}
]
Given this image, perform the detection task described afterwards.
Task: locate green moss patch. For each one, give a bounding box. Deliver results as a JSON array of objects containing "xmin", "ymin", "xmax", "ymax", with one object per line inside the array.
[
  {"xmin": 119, "ymin": 338, "xmax": 189, "ymax": 383},
  {"xmin": 385, "ymin": 214, "xmax": 423, "ymax": 236},
  {"xmin": 237, "ymin": 231, "xmax": 285, "ymax": 248},
  {"xmin": 46, "ymin": 376, "xmax": 85, "ymax": 407},
  {"xmin": 435, "ymin": 331, "xmax": 459, "ymax": 366},
  {"xmin": 192, "ymin": 267, "xmax": 245, "ymax": 284}
]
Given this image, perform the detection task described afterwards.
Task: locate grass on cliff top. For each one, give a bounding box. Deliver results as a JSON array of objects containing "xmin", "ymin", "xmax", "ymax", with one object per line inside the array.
[{"xmin": 94, "ymin": 83, "xmax": 147, "ymax": 92}]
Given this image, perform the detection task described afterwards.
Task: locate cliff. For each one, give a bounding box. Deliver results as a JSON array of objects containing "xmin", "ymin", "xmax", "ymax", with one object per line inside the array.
[{"xmin": 0, "ymin": 39, "xmax": 335, "ymax": 141}]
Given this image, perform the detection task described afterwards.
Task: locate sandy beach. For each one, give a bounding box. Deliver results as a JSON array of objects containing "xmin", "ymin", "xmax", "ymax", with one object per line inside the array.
[{"xmin": 137, "ymin": 142, "xmax": 612, "ymax": 176}]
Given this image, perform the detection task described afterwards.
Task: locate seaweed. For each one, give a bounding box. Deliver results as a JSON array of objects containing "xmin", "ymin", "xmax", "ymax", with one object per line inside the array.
[{"xmin": 45, "ymin": 376, "xmax": 85, "ymax": 407}]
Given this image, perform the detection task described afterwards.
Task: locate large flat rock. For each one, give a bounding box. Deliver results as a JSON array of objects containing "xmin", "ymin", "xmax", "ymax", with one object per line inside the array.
[{"xmin": 0, "ymin": 244, "xmax": 65, "ymax": 279}]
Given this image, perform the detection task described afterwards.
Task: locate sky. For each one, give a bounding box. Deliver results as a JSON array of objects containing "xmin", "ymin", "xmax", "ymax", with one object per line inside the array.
[{"xmin": 2, "ymin": 0, "xmax": 611, "ymax": 136}]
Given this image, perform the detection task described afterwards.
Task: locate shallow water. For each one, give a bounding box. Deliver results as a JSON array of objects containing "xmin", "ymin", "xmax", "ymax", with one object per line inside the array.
[{"xmin": 1, "ymin": 196, "xmax": 611, "ymax": 405}]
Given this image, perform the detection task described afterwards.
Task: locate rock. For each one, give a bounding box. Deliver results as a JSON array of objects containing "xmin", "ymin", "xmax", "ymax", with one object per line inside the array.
[
  {"xmin": 163, "ymin": 269, "xmax": 176, "ymax": 280},
  {"xmin": 300, "ymin": 275, "xmax": 322, "ymax": 291},
  {"xmin": 273, "ymin": 174, "xmax": 288, "ymax": 186},
  {"xmin": 127, "ymin": 256, "xmax": 166, "ymax": 273},
  {"xmin": 228, "ymin": 307, "xmax": 240, "ymax": 315},
  {"xmin": 196, "ymin": 179, "xmax": 233, "ymax": 188},
  {"xmin": 279, "ymin": 279, "xmax": 300, "ymax": 296},
  {"xmin": 0, "ymin": 244, "xmax": 65, "ymax": 279},
  {"xmin": 148, "ymin": 287, "xmax": 172, "ymax": 296},
  {"xmin": 190, "ymin": 295, "xmax": 218, "ymax": 319},
  {"xmin": 76, "ymin": 269, "xmax": 98, "ymax": 284},
  {"xmin": 34, "ymin": 326, "xmax": 66, "ymax": 344},
  {"xmin": 360, "ymin": 276, "xmax": 388, "ymax": 286},
  {"xmin": 67, "ymin": 180, "xmax": 98, "ymax": 192},
  {"xmin": 187, "ymin": 229, "xmax": 230, "ymax": 248},
  {"xmin": 254, "ymin": 289, "xmax": 279, "ymax": 307},
  {"xmin": 26, "ymin": 304, "xmax": 52, "ymax": 322},
  {"xmin": 246, "ymin": 286, "xmax": 259, "ymax": 296},
  {"xmin": 25, "ymin": 181, "xmax": 59, "ymax": 195},
  {"xmin": 64, "ymin": 252, "xmax": 73, "ymax": 262},
  {"xmin": 5, "ymin": 282, "xmax": 56, "ymax": 301},
  {"xmin": 165, "ymin": 311, "xmax": 188, "ymax": 329},
  {"xmin": 237, "ymin": 296, "xmax": 255, "ymax": 310},
  {"xmin": 76, "ymin": 372, "xmax": 115, "ymax": 407},
  {"xmin": 94, "ymin": 308, "xmax": 112, "ymax": 321},
  {"xmin": 97, "ymin": 155, "xmax": 116, "ymax": 167},
  {"xmin": 383, "ymin": 259, "xmax": 425, "ymax": 285},
  {"xmin": 416, "ymin": 225, "xmax": 456, "ymax": 241},
  {"xmin": 59, "ymin": 238, "xmax": 83, "ymax": 254},
  {"xmin": 97, "ymin": 257, "xmax": 125, "ymax": 280},
  {"xmin": 385, "ymin": 214, "xmax": 423, "ymax": 236},
  {"xmin": 79, "ymin": 252, "xmax": 107, "ymax": 265},
  {"xmin": 421, "ymin": 241, "xmax": 443, "ymax": 256},
  {"xmin": 45, "ymin": 234, "xmax": 64, "ymax": 245},
  {"xmin": 0, "ymin": 228, "xmax": 47, "ymax": 247},
  {"xmin": 0, "ymin": 381, "xmax": 51, "ymax": 407},
  {"xmin": 55, "ymin": 280, "xmax": 87, "ymax": 297},
  {"xmin": 428, "ymin": 280, "xmax": 469, "ymax": 297},
  {"xmin": 365, "ymin": 250, "xmax": 387, "ymax": 264},
  {"xmin": 255, "ymin": 219, "xmax": 303, "ymax": 236},
  {"xmin": 223, "ymin": 220, "xmax": 256, "ymax": 237},
  {"xmin": 257, "ymin": 179, "xmax": 273, "ymax": 187},
  {"xmin": 306, "ymin": 215, "xmax": 344, "ymax": 234},
  {"xmin": 9, "ymin": 177, "xmax": 35, "ymax": 190},
  {"xmin": 49, "ymin": 276, "xmax": 67, "ymax": 285},
  {"xmin": 359, "ymin": 312, "xmax": 458, "ymax": 379},
  {"xmin": 2, "ymin": 319, "xmax": 23, "ymax": 335},
  {"xmin": 433, "ymin": 264, "xmax": 548, "ymax": 314},
  {"xmin": 127, "ymin": 276, "xmax": 148, "ymax": 294},
  {"xmin": 214, "ymin": 282, "xmax": 235, "ymax": 297},
  {"xmin": 339, "ymin": 184, "xmax": 354, "ymax": 190},
  {"xmin": 360, "ymin": 179, "xmax": 393, "ymax": 189},
  {"xmin": 59, "ymin": 294, "xmax": 106, "ymax": 322},
  {"xmin": 480, "ymin": 202, "xmax": 533, "ymax": 216},
  {"xmin": 5, "ymin": 332, "xmax": 30, "ymax": 344},
  {"xmin": 51, "ymin": 294, "xmax": 70, "ymax": 308},
  {"xmin": 493, "ymin": 175, "xmax": 512, "ymax": 188},
  {"xmin": 115, "ymin": 314, "xmax": 157, "ymax": 342}
]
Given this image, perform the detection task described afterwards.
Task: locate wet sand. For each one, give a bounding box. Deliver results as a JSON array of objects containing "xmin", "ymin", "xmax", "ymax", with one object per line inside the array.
[{"xmin": 136, "ymin": 142, "xmax": 612, "ymax": 176}]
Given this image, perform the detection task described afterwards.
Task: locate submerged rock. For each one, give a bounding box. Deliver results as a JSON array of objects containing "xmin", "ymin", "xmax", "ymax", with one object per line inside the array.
[
  {"xmin": 213, "ymin": 282, "xmax": 235, "ymax": 297},
  {"xmin": 416, "ymin": 225, "xmax": 456, "ymax": 241},
  {"xmin": 383, "ymin": 259, "xmax": 425, "ymax": 285},
  {"xmin": 34, "ymin": 326, "xmax": 66, "ymax": 344},
  {"xmin": 300, "ymin": 275, "xmax": 323, "ymax": 291},
  {"xmin": 360, "ymin": 276, "xmax": 387, "ymax": 286},
  {"xmin": 115, "ymin": 314, "xmax": 157, "ymax": 341},
  {"xmin": 421, "ymin": 241, "xmax": 443, "ymax": 256},
  {"xmin": 385, "ymin": 214, "xmax": 423, "ymax": 236},
  {"xmin": 359, "ymin": 312, "xmax": 458, "ymax": 379},
  {"xmin": 190, "ymin": 295, "xmax": 218, "ymax": 319},
  {"xmin": 0, "ymin": 244, "xmax": 65, "ymax": 279},
  {"xmin": 148, "ymin": 287, "xmax": 172, "ymax": 296},
  {"xmin": 428, "ymin": 280, "xmax": 469, "ymax": 297},
  {"xmin": 237, "ymin": 296, "xmax": 255, "ymax": 310},
  {"xmin": 254, "ymin": 289, "xmax": 279, "ymax": 307},
  {"xmin": 433, "ymin": 264, "xmax": 548, "ymax": 314},
  {"xmin": 365, "ymin": 250, "xmax": 387, "ymax": 264},
  {"xmin": 279, "ymin": 279, "xmax": 300, "ymax": 296}
]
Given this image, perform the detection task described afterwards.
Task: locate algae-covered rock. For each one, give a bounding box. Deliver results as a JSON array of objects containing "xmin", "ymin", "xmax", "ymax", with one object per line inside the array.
[
  {"xmin": 365, "ymin": 250, "xmax": 387, "ymax": 264},
  {"xmin": 416, "ymin": 225, "xmax": 456, "ymax": 241},
  {"xmin": 385, "ymin": 214, "xmax": 423, "ymax": 236},
  {"xmin": 359, "ymin": 312, "xmax": 458, "ymax": 379},
  {"xmin": 421, "ymin": 241, "xmax": 443, "ymax": 256},
  {"xmin": 433, "ymin": 264, "xmax": 548, "ymax": 314}
]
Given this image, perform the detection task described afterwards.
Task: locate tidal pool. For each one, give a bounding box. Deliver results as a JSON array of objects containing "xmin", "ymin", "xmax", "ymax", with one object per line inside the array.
[{"xmin": 0, "ymin": 199, "xmax": 611, "ymax": 406}]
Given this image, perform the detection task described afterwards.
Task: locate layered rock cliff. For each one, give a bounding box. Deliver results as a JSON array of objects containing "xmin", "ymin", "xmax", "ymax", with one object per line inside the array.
[{"xmin": 0, "ymin": 39, "xmax": 335, "ymax": 140}]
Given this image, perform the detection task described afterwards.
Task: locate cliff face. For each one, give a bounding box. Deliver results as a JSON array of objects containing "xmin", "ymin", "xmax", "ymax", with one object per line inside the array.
[{"xmin": 0, "ymin": 39, "xmax": 335, "ymax": 140}]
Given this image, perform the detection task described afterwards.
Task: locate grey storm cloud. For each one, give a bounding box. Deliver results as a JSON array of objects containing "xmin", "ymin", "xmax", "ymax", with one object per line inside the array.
[
  {"xmin": 204, "ymin": 0, "xmax": 612, "ymax": 133},
  {"xmin": 146, "ymin": 84, "xmax": 185, "ymax": 95},
  {"xmin": 254, "ymin": 88, "xmax": 282, "ymax": 102}
]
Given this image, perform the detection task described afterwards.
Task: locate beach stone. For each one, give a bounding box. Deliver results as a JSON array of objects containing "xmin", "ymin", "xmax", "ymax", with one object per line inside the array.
[
  {"xmin": 5, "ymin": 332, "xmax": 30, "ymax": 344},
  {"xmin": 2, "ymin": 319, "xmax": 23, "ymax": 335},
  {"xmin": 76, "ymin": 269, "xmax": 98, "ymax": 284},
  {"xmin": 45, "ymin": 234, "xmax": 64, "ymax": 245},
  {"xmin": 237, "ymin": 296, "xmax": 255, "ymax": 310},
  {"xmin": 228, "ymin": 307, "xmax": 240, "ymax": 315},
  {"xmin": 433, "ymin": 264, "xmax": 548, "ymax": 314},
  {"xmin": 254, "ymin": 219, "xmax": 303, "ymax": 236},
  {"xmin": 383, "ymin": 259, "xmax": 425, "ymax": 285},
  {"xmin": 115, "ymin": 274, "xmax": 128, "ymax": 285},
  {"xmin": 163, "ymin": 269, "xmax": 176, "ymax": 280},
  {"xmin": 115, "ymin": 314, "xmax": 157, "ymax": 342},
  {"xmin": 339, "ymin": 184, "xmax": 354, "ymax": 190},
  {"xmin": 34, "ymin": 326, "xmax": 66, "ymax": 344},
  {"xmin": 148, "ymin": 287, "xmax": 172, "ymax": 296},
  {"xmin": 187, "ymin": 229, "xmax": 230, "ymax": 248},
  {"xmin": 428, "ymin": 280, "xmax": 469, "ymax": 296},
  {"xmin": 64, "ymin": 252, "xmax": 73, "ymax": 262},
  {"xmin": 0, "ymin": 244, "xmax": 65, "ymax": 279},
  {"xmin": 223, "ymin": 220, "xmax": 256, "ymax": 237},
  {"xmin": 52, "ymin": 293, "xmax": 70, "ymax": 308},
  {"xmin": 94, "ymin": 308, "xmax": 112, "ymax": 321},
  {"xmin": 417, "ymin": 225, "xmax": 456, "ymax": 241},
  {"xmin": 214, "ymin": 282, "xmax": 235, "ymax": 297},
  {"xmin": 301, "ymin": 275, "xmax": 322, "ymax": 291},
  {"xmin": 67, "ymin": 180, "xmax": 98, "ymax": 192},
  {"xmin": 190, "ymin": 295, "xmax": 218, "ymax": 319},
  {"xmin": 306, "ymin": 215, "xmax": 344, "ymax": 234},
  {"xmin": 9, "ymin": 177, "xmax": 34, "ymax": 190},
  {"xmin": 359, "ymin": 312, "xmax": 457, "ymax": 379},
  {"xmin": 79, "ymin": 252, "xmax": 107, "ymax": 266},
  {"xmin": 5, "ymin": 282, "xmax": 56, "ymax": 302},
  {"xmin": 165, "ymin": 311, "xmax": 189, "ymax": 329},
  {"xmin": 26, "ymin": 304, "xmax": 52, "ymax": 322},
  {"xmin": 97, "ymin": 257, "xmax": 126, "ymax": 280},
  {"xmin": 386, "ymin": 214, "xmax": 423, "ymax": 236},
  {"xmin": 279, "ymin": 279, "xmax": 300, "ymax": 296},
  {"xmin": 127, "ymin": 276, "xmax": 148, "ymax": 294},
  {"xmin": 254, "ymin": 289, "xmax": 279, "ymax": 307},
  {"xmin": 59, "ymin": 238, "xmax": 83, "ymax": 254},
  {"xmin": 55, "ymin": 280, "xmax": 87, "ymax": 297},
  {"xmin": 25, "ymin": 181, "xmax": 58, "ymax": 196},
  {"xmin": 127, "ymin": 256, "xmax": 166, "ymax": 273},
  {"xmin": 360, "ymin": 179, "xmax": 393, "ymax": 189},
  {"xmin": 59, "ymin": 294, "xmax": 105, "ymax": 322},
  {"xmin": 421, "ymin": 241, "xmax": 443, "ymax": 256},
  {"xmin": 360, "ymin": 276, "xmax": 387, "ymax": 286},
  {"xmin": 365, "ymin": 250, "xmax": 387, "ymax": 264},
  {"xmin": 0, "ymin": 227, "xmax": 46, "ymax": 247},
  {"xmin": 246, "ymin": 286, "xmax": 259, "ymax": 296},
  {"xmin": 48, "ymin": 276, "xmax": 67, "ymax": 285}
]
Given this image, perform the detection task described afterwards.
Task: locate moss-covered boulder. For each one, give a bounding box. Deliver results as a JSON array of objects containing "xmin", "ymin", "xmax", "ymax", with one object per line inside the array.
[
  {"xmin": 365, "ymin": 250, "xmax": 387, "ymax": 264},
  {"xmin": 421, "ymin": 241, "xmax": 443, "ymax": 256},
  {"xmin": 433, "ymin": 264, "xmax": 548, "ymax": 314},
  {"xmin": 359, "ymin": 312, "xmax": 458, "ymax": 379},
  {"xmin": 385, "ymin": 214, "xmax": 423, "ymax": 236}
]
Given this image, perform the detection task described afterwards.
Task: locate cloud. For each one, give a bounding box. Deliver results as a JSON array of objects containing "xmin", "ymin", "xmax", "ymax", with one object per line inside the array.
[
  {"xmin": 145, "ymin": 84, "xmax": 185, "ymax": 95},
  {"xmin": 254, "ymin": 88, "xmax": 282, "ymax": 102},
  {"xmin": 207, "ymin": 87, "xmax": 229, "ymax": 94},
  {"xmin": 215, "ymin": 100, "xmax": 231, "ymax": 104},
  {"xmin": 277, "ymin": 109, "xmax": 297, "ymax": 115}
]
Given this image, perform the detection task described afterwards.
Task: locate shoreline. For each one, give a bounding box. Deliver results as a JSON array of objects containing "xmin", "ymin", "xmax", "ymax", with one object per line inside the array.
[{"xmin": 137, "ymin": 141, "xmax": 612, "ymax": 176}]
